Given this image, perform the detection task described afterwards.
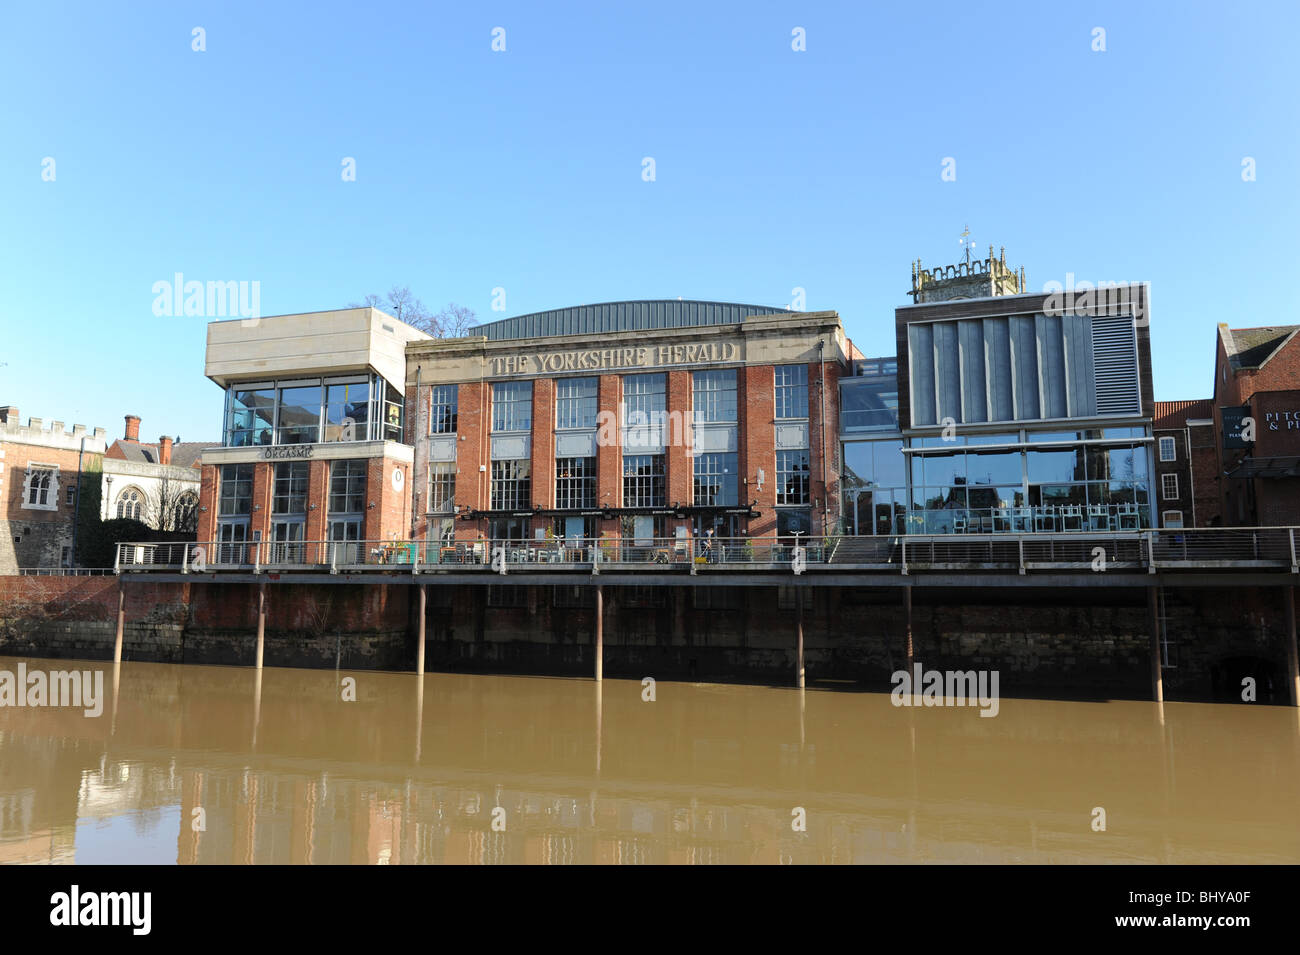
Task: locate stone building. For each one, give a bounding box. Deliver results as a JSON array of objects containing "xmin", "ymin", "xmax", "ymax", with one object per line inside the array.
[
  {"xmin": 100, "ymin": 414, "xmax": 208, "ymax": 532},
  {"xmin": 0, "ymin": 406, "xmax": 107, "ymax": 572},
  {"xmin": 1213, "ymin": 324, "xmax": 1300, "ymax": 526}
]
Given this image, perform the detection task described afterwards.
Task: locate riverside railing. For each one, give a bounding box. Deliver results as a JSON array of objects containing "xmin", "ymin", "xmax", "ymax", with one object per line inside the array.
[{"xmin": 114, "ymin": 527, "xmax": 1300, "ymax": 576}]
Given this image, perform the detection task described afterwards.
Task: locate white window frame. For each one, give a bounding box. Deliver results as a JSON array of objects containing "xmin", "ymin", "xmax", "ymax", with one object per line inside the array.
[
  {"xmin": 1162, "ymin": 510, "xmax": 1184, "ymax": 529},
  {"xmin": 22, "ymin": 464, "xmax": 59, "ymax": 511},
  {"xmin": 1161, "ymin": 473, "xmax": 1179, "ymax": 501},
  {"xmin": 1158, "ymin": 436, "xmax": 1176, "ymax": 462}
]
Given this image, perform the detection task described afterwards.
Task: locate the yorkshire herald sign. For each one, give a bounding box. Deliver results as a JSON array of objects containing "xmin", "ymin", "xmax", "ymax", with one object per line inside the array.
[{"xmin": 489, "ymin": 341, "xmax": 740, "ymax": 376}]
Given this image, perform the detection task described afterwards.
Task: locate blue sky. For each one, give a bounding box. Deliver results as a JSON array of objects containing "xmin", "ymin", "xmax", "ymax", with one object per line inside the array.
[{"xmin": 2, "ymin": 0, "xmax": 1296, "ymax": 443}]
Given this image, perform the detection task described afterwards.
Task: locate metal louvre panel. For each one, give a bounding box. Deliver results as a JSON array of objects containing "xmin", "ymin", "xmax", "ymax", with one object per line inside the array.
[
  {"xmin": 1091, "ymin": 316, "xmax": 1141, "ymax": 414},
  {"xmin": 909, "ymin": 323, "xmax": 937, "ymax": 425}
]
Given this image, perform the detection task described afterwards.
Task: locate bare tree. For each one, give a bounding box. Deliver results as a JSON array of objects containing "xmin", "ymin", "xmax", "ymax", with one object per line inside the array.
[
  {"xmin": 154, "ymin": 477, "xmax": 199, "ymax": 534},
  {"xmin": 349, "ymin": 288, "xmax": 477, "ymax": 338},
  {"xmin": 430, "ymin": 302, "xmax": 478, "ymax": 337}
]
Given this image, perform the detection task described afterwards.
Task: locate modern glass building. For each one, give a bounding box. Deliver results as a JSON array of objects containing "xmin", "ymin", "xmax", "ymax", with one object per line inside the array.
[{"xmin": 840, "ymin": 281, "xmax": 1156, "ymax": 535}]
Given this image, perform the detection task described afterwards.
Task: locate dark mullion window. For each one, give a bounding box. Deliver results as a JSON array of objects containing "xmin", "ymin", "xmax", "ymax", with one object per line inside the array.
[
  {"xmin": 272, "ymin": 462, "xmax": 309, "ymax": 514},
  {"xmin": 328, "ymin": 460, "xmax": 367, "ymax": 515},
  {"xmin": 555, "ymin": 457, "xmax": 596, "ymax": 509},
  {"xmin": 430, "ymin": 385, "xmax": 458, "ymax": 434},
  {"xmin": 623, "ymin": 454, "xmax": 665, "ymax": 508},
  {"xmin": 491, "ymin": 460, "xmax": 531, "ymax": 510},
  {"xmin": 776, "ymin": 450, "xmax": 811, "ymax": 505}
]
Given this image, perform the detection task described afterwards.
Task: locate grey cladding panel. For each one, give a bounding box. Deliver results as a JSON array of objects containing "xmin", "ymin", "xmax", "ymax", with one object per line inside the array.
[
  {"xmin": 934, "ymin": 322, "xmax": 961, "ymax": 423},
  {"xmin": 983, "ymin": 318, "xmax": 1014, "ymax": 420},
  {"xmin": 1036, "ymin": 314, "xmax": 1067, "ymax": 419},
  {"xmin": 958, "ymin": 320, "xmax": 987, "ymax": 423},
  {"xmin": 1010, "ymin": 316, "xmax": 1040, "ymax": 420},
  {"xmin": 909, "ymin": 324, "xmax": 936, "ymax": 425}
]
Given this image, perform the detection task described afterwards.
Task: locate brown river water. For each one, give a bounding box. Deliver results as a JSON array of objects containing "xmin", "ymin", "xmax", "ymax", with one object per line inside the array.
[{"xmin": 0, "ymin": 657, "xmax": 1297, "ymax": 864}]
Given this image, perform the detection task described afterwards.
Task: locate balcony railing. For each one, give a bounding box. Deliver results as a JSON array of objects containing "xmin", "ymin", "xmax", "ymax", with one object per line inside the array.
[{"xmin": 113, "ymin": 528, "xmax": 1300, "ymax": 576}]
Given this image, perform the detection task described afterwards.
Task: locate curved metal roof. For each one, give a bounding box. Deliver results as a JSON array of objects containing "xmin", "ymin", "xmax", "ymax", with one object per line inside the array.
[{"xmin": 476, "ymin": 300, "xmax": 792, "ymax": 341}]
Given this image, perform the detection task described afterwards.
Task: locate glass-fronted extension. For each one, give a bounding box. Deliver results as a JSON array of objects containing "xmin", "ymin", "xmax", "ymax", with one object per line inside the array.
[
  {"xmin": 221, "ymin": 373, "xmax": 405, "ymax": 446},
  {"xmin": 840, "ymin": 357, "xmax": 1154, "ymax": 535}
]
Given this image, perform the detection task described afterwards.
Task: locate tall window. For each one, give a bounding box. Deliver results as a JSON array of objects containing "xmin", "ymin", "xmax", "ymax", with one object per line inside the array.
[
  {"xmin": 623, "ymin": 454, "xmax": 665, "ymax": 508},
  {"xmin": 429, "ymin": 462, "xmax": 456, "ymax": 513},
  {"xmin": 1158, "ymin": 436, "xmax": 1176, "ymax": 462},
  {"xmin": 324, "ymin": 381, "xmax": 370, "ymax": 442},
  {"xmin": 491, "ymin": 460, "xmax": 531, "ymax": 510},
  {"xmin": 329, "ymin": 460, "xmax": 366, "ymax": 514},
  {"xmin": 429, "ymin": 385, "xmax": 458, "ymax": 434},
  {"xmin": 1161, "ymin": 473, "xmax": 1179, "ymax": 501},
  {"xmin": 228, "ymin": 386, "xmax": 275, "ymax": 446},
  {"xmin": 555, "ymin": 378, "xmax": 598, "ymax": 429},
  {"xmin": 556, "ymin": 457, "xmax": 596, "ymax": 509},
  {"xmin": 777, "ymin": 450, "xmax": 811, "ymax": 505},
  {"xmin": 693, "ymin": 369, "xmax": 737, "ymax": 423},
  {"xmin": 272, "ymin": 462, "xmax": 309, "ymax": 514},
  {"xmin": 492, "ymin": 381, "xmax": 533, "ymax": 432},
  {"xmin": 775, "ymin": 364, "xmax": 809, "ymax": 419},
  {"xmin": 218, "ymin": 465, "xmax": 253, "ymax": 516},
  {"xmin": 116, "ymin": 487, "xmax": 145, "ymax": 520},
  {"xmin": 623, "ymin": 373, "xmax": 666, "ymax": 425},
  {"xmin": 693, "ymin": 452, "xmax": 738, "ymax": 506},
  {"xmin": 23, "ymin": 467, "xmax": 56, "ymax": 509},
  {"xmin": 276, "ymin": 383, "xmax": 322, "ymax": 445}
]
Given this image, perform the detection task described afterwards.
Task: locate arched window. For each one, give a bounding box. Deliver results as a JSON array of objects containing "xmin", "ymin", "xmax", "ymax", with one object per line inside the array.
[
  {"xmin": 175, "ymin": 492, "xmax": 199, "ymax": 531},
  {"xmin": 116, "ymin": 487, "xmax": 145, "ymax": 521}
]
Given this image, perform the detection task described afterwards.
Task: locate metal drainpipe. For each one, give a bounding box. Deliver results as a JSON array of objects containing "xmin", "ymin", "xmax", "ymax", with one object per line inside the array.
[
  {"xmin": 69, "ymin": 436, "xmax": 86, "ymax": 569},
  {"xmin": 818, "ymin": 338, "xmax": 828, "ymax": 535},
  {"xmin": 413, "ymin": 365, "xmax": 421, "ymax": 540}
]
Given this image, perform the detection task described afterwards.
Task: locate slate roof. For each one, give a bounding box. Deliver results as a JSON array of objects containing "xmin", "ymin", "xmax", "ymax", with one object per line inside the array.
[
  {"xmin": 108, "ymin": 440, "xmax": 210, "ymax": 468},
  {"xmin": 1221, "ymin": 325, "xmax": 1300, "ymax": 371}
]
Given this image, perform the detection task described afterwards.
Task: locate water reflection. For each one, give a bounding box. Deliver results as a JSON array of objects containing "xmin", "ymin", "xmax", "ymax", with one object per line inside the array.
[{"xmin": 0, "ymin": 657, "xmax": 1297, "ymax": 864}]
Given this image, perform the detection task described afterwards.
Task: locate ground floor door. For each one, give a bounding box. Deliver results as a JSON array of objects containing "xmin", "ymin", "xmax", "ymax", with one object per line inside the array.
[
  {"xmin": 270, "ymin": 520, "xmax": 305, "ymax": 563},
  {"xmin": 216, "ymin": 521, "xmax": 249, "ymax": 564},
  {"xmin": 328, "ymin": 518, "xmax": 362, "ymax": 565}
]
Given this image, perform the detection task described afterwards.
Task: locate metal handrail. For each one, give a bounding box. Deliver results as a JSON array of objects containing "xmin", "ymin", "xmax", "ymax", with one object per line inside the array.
[{"xmin": 112, "ymin": 527, "xmax": 1300, "ymax": 575}]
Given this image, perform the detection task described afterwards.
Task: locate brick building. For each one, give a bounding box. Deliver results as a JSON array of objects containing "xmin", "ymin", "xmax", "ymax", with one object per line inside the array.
[
  {"xmin": 1152, "ymin": 399, "xmax": 1219, "ymax": 528},
  {"xmin": 194, "ymin": 308, "xmax": 430, "ymax": 563},
  {"xmin": 0, "ymin": 406, "xmax": 108, "ymax": 572},
  {"xmin": 406, "ymin": 301, "xmax": 852, "ymax": 551},
  {"xmin": 1213, "ymin": 324, "xmax": 1300, "ymax": 526}
]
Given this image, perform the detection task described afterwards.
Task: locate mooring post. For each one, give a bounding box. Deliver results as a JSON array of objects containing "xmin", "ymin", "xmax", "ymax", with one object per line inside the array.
[
  {"xmin": 903, "ymin": 585, "xmax": 914, "ymax": 674},
  {"xmin": 1148, "ymin": 586, "xmax": 1164, "ymax": 703},
  {"xmin": 796, "ymin": 590, "xmax": 805, "ymax": 689},
  {"xmin": 594, "ymin": 583, "xmax": 604, "ymax": 682},
  {"xmin": 1284, "ymin": 585, "xmax": 1298, "ymax": 707},
  {"xmin": 113, "ymin": 578, "xmax": 126, "ymax": 664},
  {"xmin": 416, "ymin": 584, "xmax": 427, "ymax": 677},
  {"xmin": 255, "ymin": 580, "xmax": 267, "ymax": 670}
]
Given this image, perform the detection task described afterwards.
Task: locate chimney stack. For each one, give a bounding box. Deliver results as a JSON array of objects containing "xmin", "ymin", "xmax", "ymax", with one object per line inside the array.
[
  {"xmin": 124, "ymin": 415, "xmax": 141, "ymax": 442},
  {"xmin": 0, "ymin": 406, "xmax": 17, "ymax": 424},
  {"xmin": 159, "ymin": 435, "xmax": 173, "ymax": 466}
]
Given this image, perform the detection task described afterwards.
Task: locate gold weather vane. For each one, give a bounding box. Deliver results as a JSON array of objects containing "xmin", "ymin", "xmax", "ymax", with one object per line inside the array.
[{"xmin": 958, "ymin": 224, "xmax": 975, "ymax": 266}]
